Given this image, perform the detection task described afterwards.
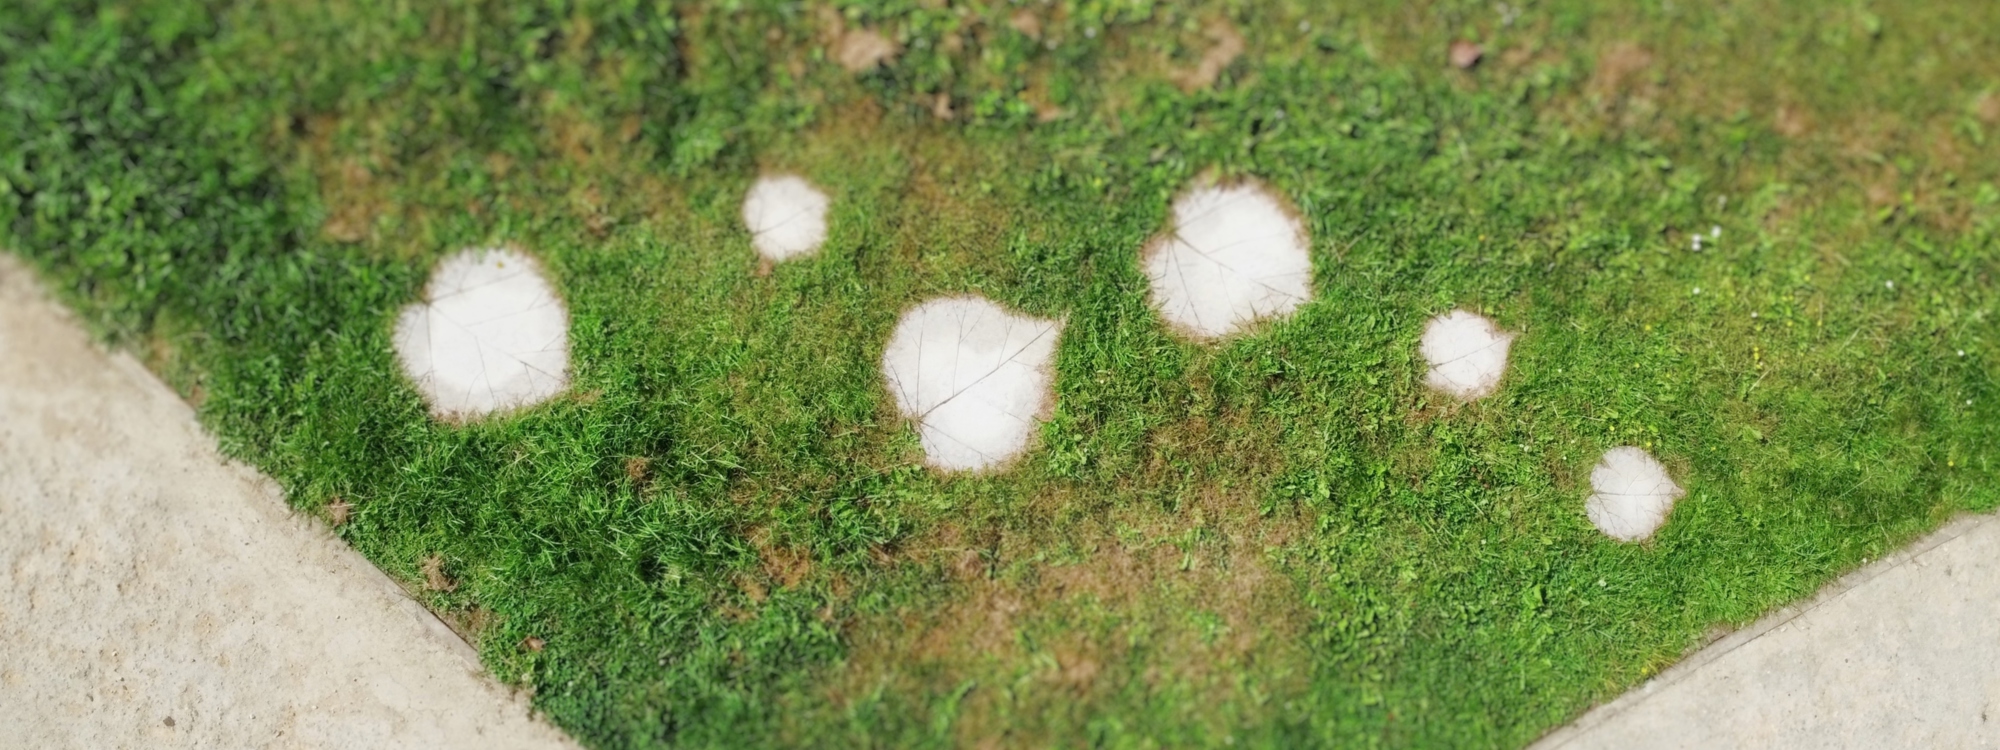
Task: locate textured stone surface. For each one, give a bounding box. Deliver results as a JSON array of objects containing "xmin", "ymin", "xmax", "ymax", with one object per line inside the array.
[
  {"xmin": 1536, "ymin": 513, "xmax": 2000, "ymax": 749},
  {"xmin": 0, "ymin": 256, "xmax": 577, "ymax": 750},
  {"xmin": 1142, "ymin": 181, "xmax": 1312, "ymax": 339},
  {"xmin": 393, "ymin": 247, "xmax": 570, "ymax": 421},
  {"xmin": 881, "ymin": 295, "xmax": 1061, "ymax": 471}
]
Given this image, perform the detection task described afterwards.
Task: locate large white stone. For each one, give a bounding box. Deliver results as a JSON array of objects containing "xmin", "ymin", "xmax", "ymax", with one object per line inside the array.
[
  {"xmin": 742, "ymin": 174, "xmax": 831, "ymax": 262},
  {"xmin": 1420, "ymin": 310, "xmax": 1517, "ymax": 400},
  {"xmin": 1142, "ymin": 181, "xmax": 1313, "ymax": 339},
  {"xmin": 881, "ymin": 296, "xmax": 1063, "ymax": 472},
  {"xmin": 393, "ymin": 247, "xmax": 570, "ymax": 421},
  {"xmin": 1585, "ymin": 446, "xmax": 1686, "ymax": 542}
]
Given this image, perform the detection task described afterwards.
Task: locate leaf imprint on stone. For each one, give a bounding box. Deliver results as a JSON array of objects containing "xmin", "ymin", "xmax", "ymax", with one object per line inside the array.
[
  {"xmin": 1420, "ymin": 309, "xmax": 1517, "ymax": 401},
  {"xmin": 393, "ymin": 247, "xmax": 570, "ymax": 421},
  {"xmin": 743, "ymin": 174, "xmax": 831, "ymax": 263},
  {"xmin": 881, "ymin": 296, "xmax": 1063, "ymax": 472},
  {"xmin": 1142, "ymin": 179, "xmax": 1313, "ymax": 339},
  {"xmin": 1585, "ymin": 446, "xmax": 1686, "ymax": 542}
]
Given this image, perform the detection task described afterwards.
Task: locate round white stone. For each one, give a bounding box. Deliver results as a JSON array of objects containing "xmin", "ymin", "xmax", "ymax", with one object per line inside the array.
[
  {"xmin": 1585, "ymin": 446, "xmax": 1686, "ymax": 542},
  {"xmin": 742, "ymin": 174, "xmax": 831, "ymax": 262},
  {"xmin": 392, "ymin": 247, "xmax": 570, "ymax": 421},
  {"xmin": 1420, "ymin": 310, "xmax": 1517, "ymax": 400},
  {"xmin": 881, "ymin": 296, "xmax": 1063, "ymax": 472},
  {"xmin": 1142, "ymin": 181, "xmax": 1313, "ymax": 339}
]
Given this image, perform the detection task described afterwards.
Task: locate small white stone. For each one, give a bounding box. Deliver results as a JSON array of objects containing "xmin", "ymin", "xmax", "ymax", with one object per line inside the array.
[
  {"xmin": 393, "ymin": 248, "xmax": 570, "ymax": 421},
  {"xmin": 1585, "ymin": 446, "xmax": 1686, "ymax": 542},
  {"xmin": 742, "ymin": 174, "xmax": 831, "ymax": 263},
  {"xmin": 1419, "ymin": 310, "xmax": 1517, "ymax": 401},
  {"xmin": 882, "ymin": 296, "xmax": 1064, "ymax": 472},
  {"xmin": 1142, "ymin": 180, "xmax": 1313, "ymax": 339}
]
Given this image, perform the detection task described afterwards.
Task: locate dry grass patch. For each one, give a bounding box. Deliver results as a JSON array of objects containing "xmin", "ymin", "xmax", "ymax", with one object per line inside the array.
[
  {"xmin": 827, "ymin": 484, "xmax": 1314, "ymax": 745},
  {"xmin": 1174, "ymin": 19, "xmax": 1246, "ymax": 93}
]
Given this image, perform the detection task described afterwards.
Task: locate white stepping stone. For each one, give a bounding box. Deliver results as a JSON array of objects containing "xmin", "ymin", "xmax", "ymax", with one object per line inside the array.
[
  {"xmin": 742, "ymin": 174, "xmax": 831, "ymax": 263},
  {"xmin": 393, "ymin": 247, "xmax": 570, "ymax": 421},
  {"xmin": 1420, "ymin": 310, "xmax": 1517, "ymax": 400},
  {"xmin": 881, "ymin": 296, "xmax": 1063, "ymax": 472},
  {"xmin": 1142, "ymin": 181, "xmax": 1313, "ymax": 339},
  {"xmin": 1585, "ymin": 446, "xmax": 1686, "ymax": 542}
]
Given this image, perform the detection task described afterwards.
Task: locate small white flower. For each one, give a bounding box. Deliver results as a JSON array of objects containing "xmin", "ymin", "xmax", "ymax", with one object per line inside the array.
[
  {"xmin": 1692, "ymin": 287, "xmax": 1702, "ymax": 295},
  {"xmin": 1886, "ymin": 280, "xmax": 1896, "ymax": 290},
  {"xmin": 1710, "ymin": 225, "xmax": 1722, "ymax": 239},
  {"xmin": 1299, "ymin": 20, "xmax": 1312, "ymax": 32},
  {"xmin": 1958, "ymin": 350, "xmax": 1966, "ymax": 357},
  {"xmin": 1597, "ymin": 578, "xmax": 1607, "ymax": 587},
  {"xmin": 1084, "ymin": 26, "xmax": 1097, "ymax": 38},
  {"xmin": 1750, "ymin": 311, "xmax": 1759, "ymax": 319}
]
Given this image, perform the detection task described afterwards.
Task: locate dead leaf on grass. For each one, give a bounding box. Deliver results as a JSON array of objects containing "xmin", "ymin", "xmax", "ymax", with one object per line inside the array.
[
  {"xmin": 834, "ymin": 28, "xmax": 898, "ymax": 72},
  {"xmin": 1449, "ymin": 40, "xmax": 1483, "ymax": 70}
]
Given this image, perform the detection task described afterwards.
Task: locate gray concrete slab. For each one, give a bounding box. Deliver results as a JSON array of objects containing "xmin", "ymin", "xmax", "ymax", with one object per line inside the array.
[
  {"xmin": 1533, "ymin": 513, "xmax": 2000, "ymax": 749},
  {"xmin": 0, "ymin": 256, "xmax": 579, "ymax": 750}
]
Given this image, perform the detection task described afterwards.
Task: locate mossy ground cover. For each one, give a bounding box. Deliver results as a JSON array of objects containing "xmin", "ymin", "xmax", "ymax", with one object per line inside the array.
[{"xmin": 4, "ymin": 1, "xmax": 1998, "ymax": 747}]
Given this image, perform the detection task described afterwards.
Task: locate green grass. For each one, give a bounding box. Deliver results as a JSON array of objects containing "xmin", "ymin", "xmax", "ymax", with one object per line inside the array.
[{"xmin": 4, "ymin": 0, "xmax": 1998, "ymax": 747}]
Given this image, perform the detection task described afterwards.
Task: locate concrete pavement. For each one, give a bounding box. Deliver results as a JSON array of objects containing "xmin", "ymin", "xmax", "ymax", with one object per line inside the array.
[
  {"xmin": 1534, "ymin": 513, "xmax": 2000, "ymax": 749},
  {"xmin": 0, "ymin": 256, "xmax": 578, "ymax": 750}
]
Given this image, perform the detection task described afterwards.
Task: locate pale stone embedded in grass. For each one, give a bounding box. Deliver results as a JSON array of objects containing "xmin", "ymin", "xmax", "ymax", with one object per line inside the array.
[
  {"xmin": 881, "ymin": 296, "xmax": 1062, "ymax": 472},
  {"xmin": 1142, "ymin": 180, "xmax": 1313, "ymax": 340},
  {"xmin": 742, "ymin": 174, "xmax": 831, "ymax": 263},
  {"xmin": 392, "ymin": 247, "xmax": 570, "ymax": 421},
  {"xmin": 1585, "ymin": 446, "xmax": 1687, "ymax": 542},
  {"xmin": 1420, "ymin": 309, "xmax": 1517, "ymax": 401}
]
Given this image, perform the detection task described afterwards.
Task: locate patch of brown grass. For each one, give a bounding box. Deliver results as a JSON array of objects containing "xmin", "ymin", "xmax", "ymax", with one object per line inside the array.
[
  {"xmin": 1773, "ymin": 103, "xmax": 1813, "ymax": 139},
  {"xmin": 623, "ymin": 456, "xmax": 652, "ymax": 488},
  {"xmin": 1006, "ymin": 9, "xmax": 1044, "ymax": 40},
  {"xmin": 757, "ymin": 538, "xmax": 816, "ymax": 590},
  {"xmin": 1978, "ymin": 92, "xmax": 2000, "ymax": 125},
  {"xmin": 440, "ymin": 605, "xmax": 494, "ymax": 643},
  {"xmin": 1174, "ymin": 20, "xmax": 1246, "ymax": 92},
  {"xmin": 1588, "ymin": 41, "xmax": 1654, "ymax": 97},
  {"xmin": 325, "ymin": 496, "xmax": 352, "ymax": 526},
  {"xmin": 1585, "ymin": 41, "xmax": 1660, "ymax": 130},
  {"xmin": 820, "ymin": 6, "xmax": 899, "ymax": 73},
  {"xmin": 420, "ymin": 553, "xmax": 457, "ymax": 592},
  {"xmin": 825, "ymin": 482, "xmax": 1314, "ymax": 745}
]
